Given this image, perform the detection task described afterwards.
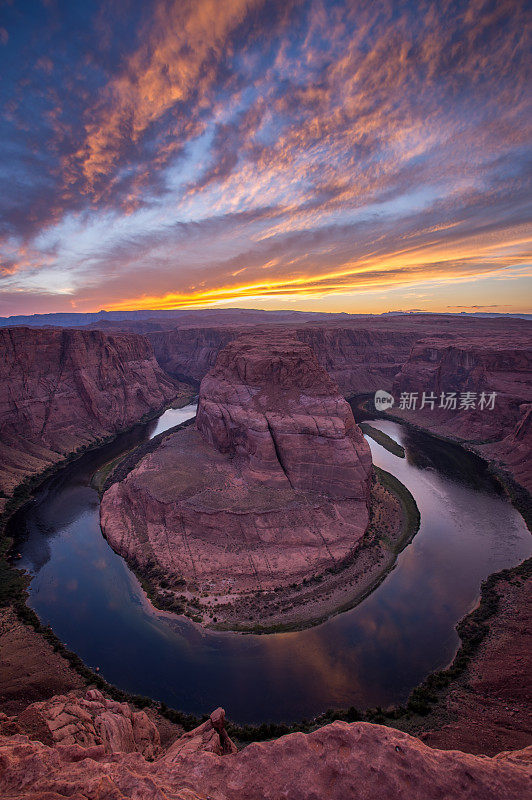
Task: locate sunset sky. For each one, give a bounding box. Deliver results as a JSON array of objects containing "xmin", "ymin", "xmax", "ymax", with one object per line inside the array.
[{"xmin": 1, "ymin": 0, "xmax": 531, "ymax": 317}]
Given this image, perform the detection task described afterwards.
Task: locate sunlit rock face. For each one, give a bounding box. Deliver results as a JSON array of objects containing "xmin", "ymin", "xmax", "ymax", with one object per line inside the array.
[
  {"xmin": 196, "ymin": 334, "xmax": 372, "ymax": 499},
  {"xmin": 101, "ymin": 334, "xmax": 372, "ymax": 595}
]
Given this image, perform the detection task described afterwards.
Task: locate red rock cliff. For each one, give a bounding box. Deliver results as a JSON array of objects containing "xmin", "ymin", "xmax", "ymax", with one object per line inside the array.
[
  {"xmin": 196, "ymin": 334, "xmax": 371, "ymax": 499},
  {"xmin": 392, "ymin": 334, "xmax": 532, "ymax": 490},
  {"xmin": 148, "ymin": 324, "xmax": 418, "ymax": 393},
  {"xmin": 0, "ymin": 327, "xmax": 185, "ymax": 511}
]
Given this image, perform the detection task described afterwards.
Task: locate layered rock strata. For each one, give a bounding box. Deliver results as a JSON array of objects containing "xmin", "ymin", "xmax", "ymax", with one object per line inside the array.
[
  {"xmin": 392, "ymin": 334, "xmax": 532, "ymax": 491},
  {"xmin": 148, "ymin": 324, "xmax": 418, "ymax": 393},
  {"xmin": 0, "ymin": 689, "xmax": 161, "ymax": 758},
  {"xmin": 101, "ymin": 334, "xmax": 372, "ymax": 606},
  {"xmin": 0, "ymin": 327, "xmax": 188, "ymax": 513},
  {"xmin": 0, "ymin": 691, "xmax": 237, "ymax": 762}
]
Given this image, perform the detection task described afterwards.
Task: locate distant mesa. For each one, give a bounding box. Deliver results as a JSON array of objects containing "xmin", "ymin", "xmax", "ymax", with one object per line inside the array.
[{"xmin": 100, "ymin": 333, "xmax": 373, "ymax": 610}]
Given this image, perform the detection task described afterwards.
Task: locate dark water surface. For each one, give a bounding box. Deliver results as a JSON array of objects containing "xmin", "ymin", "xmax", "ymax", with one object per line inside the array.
[{"xmin": 8, "ymin": 407, "xmax": 531, "ymax": 724}]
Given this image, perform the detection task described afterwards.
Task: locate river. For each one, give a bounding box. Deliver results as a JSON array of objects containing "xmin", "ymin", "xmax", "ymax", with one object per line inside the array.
[{"xmin": 8, "ymin": 404, "xmax": 531, "ymax": 724}]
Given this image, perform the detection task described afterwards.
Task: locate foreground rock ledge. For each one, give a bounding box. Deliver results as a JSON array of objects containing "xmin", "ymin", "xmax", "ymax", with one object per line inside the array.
[
  {"xmin": 1, "ymin": 715, "xmax": 530, "ymax": 800},
  {"xmin": 101, "ymin": 334, "xmax": 372, "ymax": 607}
]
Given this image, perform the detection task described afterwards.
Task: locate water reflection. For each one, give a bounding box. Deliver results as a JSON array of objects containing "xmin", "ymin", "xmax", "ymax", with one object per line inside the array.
[
  {"xmin": 9, "ymin": 409, "xmax": 531, "ymax": 724},
  {"xmin": 148, "ymin": 403, "xmax": 197, "ymax": 439}
]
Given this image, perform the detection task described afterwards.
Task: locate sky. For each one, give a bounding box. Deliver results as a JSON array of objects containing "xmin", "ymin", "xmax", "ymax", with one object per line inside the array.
[{"xmin": 1, "ymin": 0, "xmax": 531, "ymax": 317}]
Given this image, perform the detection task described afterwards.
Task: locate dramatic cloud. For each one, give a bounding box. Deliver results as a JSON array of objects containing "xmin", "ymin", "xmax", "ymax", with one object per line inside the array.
[{"xmin": 1, "ymin": 0, "xmax": 530, "ymax": 315}]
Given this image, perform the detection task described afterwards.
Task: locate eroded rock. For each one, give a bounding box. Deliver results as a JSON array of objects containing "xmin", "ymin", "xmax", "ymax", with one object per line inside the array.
[
  {"xmin": 10, "ymin": 689, "xmax": 161, "ymax": 758},
  {"xmin": 100, "ymin": 334, "xmax": 372, "ymax": 603},
  {"xmin": 0, "ymin": 326, "xmax": 188, "ymax": 513},
  {"xmin": 0, "ymin": 719, "xmax": 530, "ymax": 799}
]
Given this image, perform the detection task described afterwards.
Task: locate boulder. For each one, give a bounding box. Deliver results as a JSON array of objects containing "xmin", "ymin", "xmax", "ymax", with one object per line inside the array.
[{"xmin": 13, "ymin": 689, "xmax": 161, "ymax": 758}]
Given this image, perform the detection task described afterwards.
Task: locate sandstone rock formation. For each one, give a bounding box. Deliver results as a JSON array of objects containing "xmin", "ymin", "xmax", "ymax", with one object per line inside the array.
[
  {"xmin": 1, "ymin": 717, "xmax": 530, "ymax": 800},
  {"xmin": 1, "ymin": 689, "xmax": 161, "ymax": 758},
  {"xmin": 196, "ymin": 335, "xmax": 372, "ymax": 498},
  {"xmin": 0, "ymin": 693, "xmax": 238, "ymax": 763},
  {"xmin": 165, "ymin": 707, "xmax": 237, "ymax": 759},
  {"xmin": 100, "ymin": 334, "xmax": 372, "ymax": 605},
  {"xmin": 147, "ymin": 324, "xmax": 418, "ymax": 393},
  {"xmin": 144, "ymin": 317, "xmax": 532, "ymax": 492},
  {"xmin": 392, "ymin": 334, "xmax": 532, "ymax": 491},
  {"xmin": 0, "ymin": 327, "xmax": 188, "ymax": 514},
  {"xmin": 483, "ymin": 403, "xmax": 532, "ymax": 493}
]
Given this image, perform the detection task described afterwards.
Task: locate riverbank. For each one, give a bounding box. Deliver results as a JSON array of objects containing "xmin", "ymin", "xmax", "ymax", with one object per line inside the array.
[
  {"xmin": 2, "ymin": 556, "xmax": 530, "ymax": 755},
  {"xmin": 0, "ymin": 394, "xmax": 197, "ymax": 720},
  {"xmin": 91, "ymin": 414, "xmax": 196, "ymax": 494},
  {"xmin": 359, "ymin": 422, "xmax": 405, "ymax": 457},
  {"xmin": 107, "ymin": 463, "xmax": 419, "ymax": 634},
  {"xmin": 350, "ymin": 394, "xmax": 532, "ymax": 529}
]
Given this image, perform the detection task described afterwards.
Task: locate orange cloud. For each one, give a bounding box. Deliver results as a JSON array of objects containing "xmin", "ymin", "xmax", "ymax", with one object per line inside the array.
[
  {"xmin": 68, "ymin": 0, "xmax": 262, "ymax": 194},
  {"xmin": 107, "ymin": 223, "xmax": 532, "ymax": 311}
]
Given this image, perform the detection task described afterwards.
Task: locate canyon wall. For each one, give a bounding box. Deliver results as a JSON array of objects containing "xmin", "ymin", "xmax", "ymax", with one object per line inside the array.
[
  {"xmin": 391, "ymin": 334, "xmax": 532, "ymax": 490},
  {"xmin": 148, "ymin": 325, "xmax": 419, "ymax": 393},
  {"xmin": 147, "ymin": 320, "xmax": 532, "ymax": 492},
  {"xmin": 0, "ymin": 327, "xmax": 187, "ymax": 512}
]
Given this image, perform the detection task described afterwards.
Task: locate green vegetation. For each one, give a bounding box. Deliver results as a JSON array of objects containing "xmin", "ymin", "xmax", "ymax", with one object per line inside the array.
[
  {"xmin": 403, "ymin": 557, "xmax": 532, "ymax": 716},
  {"xmin": 360, "ymin": 422, "xmax": 405, "ymax": 458},
  {"xmin": 0, "ymin": 536, "xmax": 28, "ymax": 609},
  {"xmin": 373, "ymin": 466, "xmax": 420, "ymax": 554},
  {"xmin": 91, "ymin": 451, "xmax": 132, "ymax": 492}
]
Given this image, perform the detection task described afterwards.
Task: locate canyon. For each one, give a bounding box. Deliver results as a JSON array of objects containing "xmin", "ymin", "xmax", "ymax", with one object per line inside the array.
[
  {"xmin": 0, "ymin": 311, "xmax": 530, "ymax": 798},
  {"xmin": 0, "ymin": 327, "xmax": 190, "ymax": 516},
  {"xmin": 392, "ymin": 333, "xmax": 532, "ymax": 492},
  {"xmin": 147, "ymin": 324, "xmax": 419, "ymax": 394},
  {"xmin": 104, "ymin": 312, "xmax": 531, "ymax": 493}
]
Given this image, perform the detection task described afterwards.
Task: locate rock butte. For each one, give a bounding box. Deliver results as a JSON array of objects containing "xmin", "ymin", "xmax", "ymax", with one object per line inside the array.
[{"xmin": 100, "ymin": 334, "xmax": 372, "ymax": 596}]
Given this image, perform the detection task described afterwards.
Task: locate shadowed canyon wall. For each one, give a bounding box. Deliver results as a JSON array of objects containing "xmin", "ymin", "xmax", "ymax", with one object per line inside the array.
[{"xmin": 0, "ymin": 327, "xmax": 187, "ymax": 513}]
